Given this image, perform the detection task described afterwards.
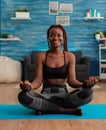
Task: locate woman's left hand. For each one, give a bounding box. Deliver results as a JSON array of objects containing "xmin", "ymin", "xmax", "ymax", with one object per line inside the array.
[
  {"xmin": 83, "ymin": 77, "xmax": 99, "ymax": 88},
  {"xmin": 19, "ymin": 80, "xmax": 31, "ymax": 91}
]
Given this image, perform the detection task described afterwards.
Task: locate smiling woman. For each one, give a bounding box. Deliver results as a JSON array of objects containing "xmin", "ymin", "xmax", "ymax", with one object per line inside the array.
[
  {"xmin": 18, "ymin": 24, "xmax": 98, "ymax": 116},
  {"xmin": 47, "ymin": 27, "xmax": 64, "ymax": 49}
]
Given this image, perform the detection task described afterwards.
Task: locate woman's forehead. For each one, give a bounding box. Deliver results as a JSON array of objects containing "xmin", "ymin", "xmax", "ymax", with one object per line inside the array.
[{"xmin": 49, "ymin": 27, "xmax": 63, "ymax": 33}]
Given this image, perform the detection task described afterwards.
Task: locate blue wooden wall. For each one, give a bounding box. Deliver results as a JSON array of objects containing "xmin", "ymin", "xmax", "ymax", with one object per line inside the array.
[{"xmin": 0, "ymin": 0, "xmax": 106, "ymax": 75}]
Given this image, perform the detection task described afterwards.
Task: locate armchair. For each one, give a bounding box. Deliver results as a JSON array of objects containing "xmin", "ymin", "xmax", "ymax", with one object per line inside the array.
[
  {"xmin": 72, "ymin": 51, "xmax": 90, "ymax": 81},
  {"xmin": 23, "ymin": 50, "xmax": 90, "ymax": 82},
  {"xmin": 24, "ymin": 51, "xmax": 41, "ymax": 81}
]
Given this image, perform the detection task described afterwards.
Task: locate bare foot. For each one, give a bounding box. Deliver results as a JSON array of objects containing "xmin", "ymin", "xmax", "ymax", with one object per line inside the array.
[
  {"xmin": 35, "ymin": 110, "xmax": 42, "ymax": 115},
  {"xmin": 60, "ymin": 107, "xmax": 82, "ymax": 116},
  {"xmin": 35, "ymin": 107, "xmax": 82, "ymax": 116}
]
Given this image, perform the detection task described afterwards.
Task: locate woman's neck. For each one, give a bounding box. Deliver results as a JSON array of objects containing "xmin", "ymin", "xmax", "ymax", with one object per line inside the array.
[{"xmin": 49, "ymin": 48, "xmax": 63, "ymax": 55}]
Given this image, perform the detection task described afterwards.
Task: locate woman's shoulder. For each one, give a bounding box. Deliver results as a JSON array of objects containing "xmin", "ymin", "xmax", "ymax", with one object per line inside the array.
[
  {"xmin": 64, "ymin": 51, "xmax": 75, "ymax": 57},
  {"xmin": 36, "ymin": 51, "xmax": 47, "ymax": 59},
  {"xmin": 64, "ymin": 51, "xmax": 75, "ymax": 63}
]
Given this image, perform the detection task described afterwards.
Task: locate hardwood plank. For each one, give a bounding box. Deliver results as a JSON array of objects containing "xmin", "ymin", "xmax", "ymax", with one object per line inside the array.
[{"xmin": 0, "ymin": 120, "xmax": 106, "ymax": 130}]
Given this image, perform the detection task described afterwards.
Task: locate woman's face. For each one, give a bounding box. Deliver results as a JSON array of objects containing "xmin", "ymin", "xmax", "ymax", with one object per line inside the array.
[{"xmin": 48, "ymin": 27, "xmax": 63, "ymax": 48}]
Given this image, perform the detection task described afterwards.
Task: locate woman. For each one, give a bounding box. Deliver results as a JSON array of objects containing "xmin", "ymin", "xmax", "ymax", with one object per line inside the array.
[{"xmin": 18, "ymin": 25, "xmax": 98, "ymax": 116}]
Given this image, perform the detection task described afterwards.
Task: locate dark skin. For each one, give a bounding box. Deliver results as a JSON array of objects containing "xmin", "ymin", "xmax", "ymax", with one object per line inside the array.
[
  {"xmin": 20, "ymin": 27, "xmax": 98, "ymax": 90},
  {"xmin": 20, "ymin": 26, "xmax": 98, "ymax": 115}
]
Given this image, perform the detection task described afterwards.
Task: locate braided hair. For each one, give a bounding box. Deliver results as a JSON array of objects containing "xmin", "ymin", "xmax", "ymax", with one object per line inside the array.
[{"xmin": 47, "ymin": 25, "xmax": 68, "ymax": 51}]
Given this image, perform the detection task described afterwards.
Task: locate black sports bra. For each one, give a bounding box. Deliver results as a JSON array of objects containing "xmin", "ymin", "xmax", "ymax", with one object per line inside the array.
[{"xmin": 43, "ymin": 51, "xmax": 68, "ymax": 79}]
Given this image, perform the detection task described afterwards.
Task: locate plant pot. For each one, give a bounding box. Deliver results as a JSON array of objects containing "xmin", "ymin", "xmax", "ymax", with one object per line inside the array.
[
  {"xmin": 95, "ymin": 34, "xmax": 100, "ymax": 40},
  {"xmin": 16, "ymin": 12, "xmax": 30, "ymax": 18},
  {"xmin": 1, "ymin": 32, "xmax": 8, "ymax": 38}
]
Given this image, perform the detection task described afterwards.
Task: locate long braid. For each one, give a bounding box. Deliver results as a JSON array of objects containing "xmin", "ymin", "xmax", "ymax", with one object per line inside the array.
[{"xmin": 47, "ymin": 25, "xmax": 68, "ymax": 51}]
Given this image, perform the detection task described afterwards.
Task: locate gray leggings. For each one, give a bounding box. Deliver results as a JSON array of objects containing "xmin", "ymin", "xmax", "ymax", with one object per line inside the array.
[{"xmin": 18, "ymin": 84, "xmax": 94, "ymax": 113}]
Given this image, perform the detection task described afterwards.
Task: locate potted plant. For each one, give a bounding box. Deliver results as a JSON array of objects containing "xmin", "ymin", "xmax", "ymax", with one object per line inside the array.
[
  {"xmin": 1, "ymin": 32, "xmax": 8, "ymax": 38},
  {"xmin": 95, "ymin": 30, "xmax": 100, "ymax": 40},
  {"xmin": 15, "ymin": 8, "xmax": 30, "ymax": 18}
]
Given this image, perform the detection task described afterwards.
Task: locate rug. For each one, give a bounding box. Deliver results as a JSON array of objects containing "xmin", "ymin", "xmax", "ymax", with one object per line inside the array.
[{"xmin": 0, "ymin": 104, "xmax": 106, "ymax": 120}]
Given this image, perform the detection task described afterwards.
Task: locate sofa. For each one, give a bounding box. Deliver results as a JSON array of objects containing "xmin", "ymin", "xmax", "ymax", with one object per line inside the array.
[{"xmin": 23, "ymin": 50, "xmax": 90, "ymax": 82}]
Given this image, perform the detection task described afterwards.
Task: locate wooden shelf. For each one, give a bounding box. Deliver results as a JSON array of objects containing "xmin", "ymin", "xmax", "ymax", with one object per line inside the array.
[
  {"xmin": 101, "ymin": 60, "xmax": 106, "ymax": 62},
  {"xmin": 99, "ymin": 44, "xmax": 106, "ymax": 79},
  {"xmin": 99, "ymin": 44, "xmax": 106, "ymax": 49},
  {"xmin": 100, "ymin": 74, "xmax": 106, "ymax": 79},
  {"xmin": 0, "ymin": 37, "xmax": 21, "ymax": 41},
  {"xmin": 101, "ymin": 64, "xmax": 106, "ymax": 68},
  {"xmin": 84, "ymin": 17, "xmax": 104, "ymax": 21},
  {"xmin": 100, "ymin": 46, "xmax": 106, "ymax": 49},
  {"xmin": 11, "ymin": 17, "xmax": 31, "ymax": 20},
  {"xmin": 96, "ymin": 38, "xmax": 106, "ymax": 42},
  {"xmin": 98, "ymin": 38, "xmax": 106, "ymax": 41}
]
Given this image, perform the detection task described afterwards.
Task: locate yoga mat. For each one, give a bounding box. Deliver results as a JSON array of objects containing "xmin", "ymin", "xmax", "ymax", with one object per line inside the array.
[{"xmin": 0, "ymin": 104, "xmax": 106, "ymax": 120}]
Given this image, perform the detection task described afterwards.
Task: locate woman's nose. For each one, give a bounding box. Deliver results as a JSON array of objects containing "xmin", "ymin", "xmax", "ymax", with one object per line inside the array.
[{"xmin": 53, "ymin": 35, "xmax": 58, "ymax": 40}]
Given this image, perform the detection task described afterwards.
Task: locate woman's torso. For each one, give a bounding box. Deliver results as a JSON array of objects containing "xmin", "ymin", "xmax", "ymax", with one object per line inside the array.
[{"xmin": 43, "ymin": 50, "xmax": 68, "ymax": 85}]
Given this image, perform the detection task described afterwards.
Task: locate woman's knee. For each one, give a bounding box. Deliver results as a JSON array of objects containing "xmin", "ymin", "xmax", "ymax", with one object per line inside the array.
[
  {"xmin": 77, "ymin": 88, "xmax": 94, "ymax": 99},
  {"xmin": 18, "ymin": 91, "xmax": 33, "ymax": 105}
]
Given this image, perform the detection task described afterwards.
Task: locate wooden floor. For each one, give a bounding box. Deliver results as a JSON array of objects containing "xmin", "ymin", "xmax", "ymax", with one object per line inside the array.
[{"xmin": 0, "ymin": 81, "xmax": 106, "ymax": 130}]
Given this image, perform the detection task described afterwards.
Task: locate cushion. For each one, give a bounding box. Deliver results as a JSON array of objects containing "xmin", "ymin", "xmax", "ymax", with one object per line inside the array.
[
  {"xmin": 72, "ymin": 51, "xmax": 82, "ymax": 64},
  {"xmin": 0, "ymin": 56, "xmax": 22, "ymax": 83},
  {"xmin": 31, "ymin": 51, "xmax": 41, "ymax": 63}
]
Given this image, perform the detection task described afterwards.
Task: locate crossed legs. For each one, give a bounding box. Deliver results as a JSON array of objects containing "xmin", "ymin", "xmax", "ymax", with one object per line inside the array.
[{"xmin": 18, "ymin": 87, "xmax": 93, "ymax": 116}]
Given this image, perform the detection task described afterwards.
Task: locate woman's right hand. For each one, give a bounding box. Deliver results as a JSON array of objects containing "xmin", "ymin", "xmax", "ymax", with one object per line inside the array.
[
  {"xmin": 19, "ymin": 80, "xmax": 31, "ymax": 91},
  {"xmin": 82, "ymin": 77, "xmax": 99, "ymax": 88}
]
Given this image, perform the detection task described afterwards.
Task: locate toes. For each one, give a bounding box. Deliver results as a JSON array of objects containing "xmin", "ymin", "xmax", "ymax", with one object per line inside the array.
[
  {"xmin": 35, "ymin": 111, "xmax": 42, "ymax": 115},
  {"xmin": 74, "ymin": 109, "xmax": 83, "ymax": 116}
]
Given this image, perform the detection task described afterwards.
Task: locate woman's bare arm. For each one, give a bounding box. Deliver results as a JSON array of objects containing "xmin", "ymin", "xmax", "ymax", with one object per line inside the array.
[
  {"xmin": 67, "ymin": 52, "xmax": 98, "ymax": 88},
  {"xmin": 67, "ymin": 52, "xmax": 83, "ymax": 88},
  {"xmin": 20, "ymin": 52, "xmax": 45, "ymax": 91},
  {"xmin": 30, "ymin": 52, "xmax": 45, "ymax": 89}
]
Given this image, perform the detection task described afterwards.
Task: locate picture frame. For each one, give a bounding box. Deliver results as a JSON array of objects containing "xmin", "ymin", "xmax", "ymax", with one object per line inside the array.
[
  {"xmin": 60, "ymin": 3, "xmax": 73, "ymax": 13},
  {"xmin": 49, "ymin": 2, "xmax": 59, "ymax": 15},
  {"xmin": 56, "ymin": 16, "xmax": 70, "ymax": 26}
]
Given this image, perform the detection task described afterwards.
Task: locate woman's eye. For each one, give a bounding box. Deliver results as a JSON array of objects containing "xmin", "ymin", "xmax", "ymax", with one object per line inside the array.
[
  {"xmin": 50, "ymin": 33, "xmax": 62, "ymax": 38},
  {"xmin": 50, "ymin": 34, "xmax": 54, "ymax": 37},
  {"xmin": 58, "ymin": 34, "xmax": 62, "ymax": 37}
]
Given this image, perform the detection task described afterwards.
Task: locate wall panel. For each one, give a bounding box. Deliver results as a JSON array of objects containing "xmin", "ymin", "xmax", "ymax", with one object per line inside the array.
[{"xmin": 0, "ymin": 0, "xmax": 106, "ymax": 75}]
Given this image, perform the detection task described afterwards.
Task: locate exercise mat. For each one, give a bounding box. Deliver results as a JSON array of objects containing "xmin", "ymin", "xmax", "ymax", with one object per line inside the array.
[{"xmin": 0, "ymin": 104, "xmax": 106, "ymax": 119}]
